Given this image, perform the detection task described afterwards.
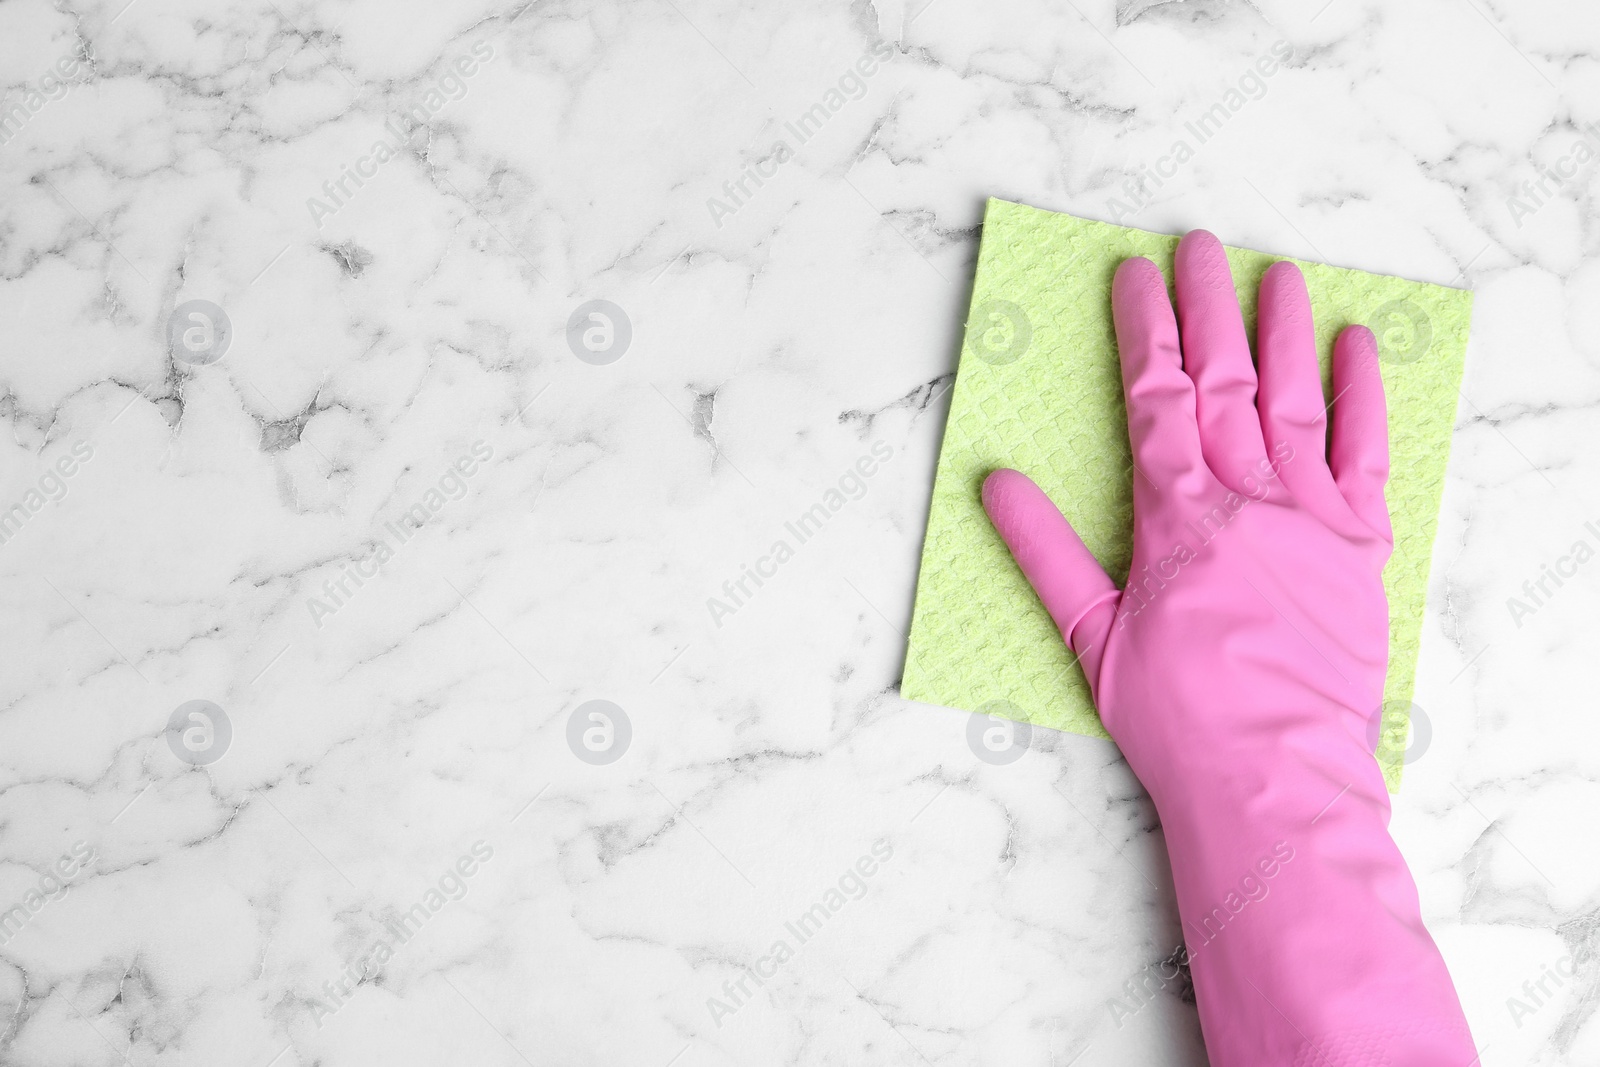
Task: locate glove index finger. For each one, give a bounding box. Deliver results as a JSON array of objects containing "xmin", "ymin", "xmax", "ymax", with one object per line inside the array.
[
  {"xmin": 1113, "ymin": 257, "xmax": 1207, "ymax": 496},
  {"xmin": 982, "ymin": 469, "xmax": 1119, "ymax": 651}
]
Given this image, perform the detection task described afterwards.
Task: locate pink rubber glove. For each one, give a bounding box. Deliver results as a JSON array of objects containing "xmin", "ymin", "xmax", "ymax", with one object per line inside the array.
[{"xmin": 984, "ymin": 232, "xmax": 1477, "ymax": 1065}]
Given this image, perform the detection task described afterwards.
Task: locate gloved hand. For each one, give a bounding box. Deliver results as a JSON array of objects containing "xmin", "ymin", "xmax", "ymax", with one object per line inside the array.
[{"xmin": 983, "ymin": 231, "xmax": 1477, "ymax": 1065}]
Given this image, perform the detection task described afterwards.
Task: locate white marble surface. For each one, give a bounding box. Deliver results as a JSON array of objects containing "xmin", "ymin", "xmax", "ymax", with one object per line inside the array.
[{"xmin": 0, "ymin": 0, "xmax": 1597, "ymax": 1063}]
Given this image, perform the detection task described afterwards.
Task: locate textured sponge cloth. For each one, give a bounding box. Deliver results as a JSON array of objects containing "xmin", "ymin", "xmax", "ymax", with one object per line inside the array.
[{"xmin": 902, "ymin": 199, "xmax": 1472, "ymax": 791}]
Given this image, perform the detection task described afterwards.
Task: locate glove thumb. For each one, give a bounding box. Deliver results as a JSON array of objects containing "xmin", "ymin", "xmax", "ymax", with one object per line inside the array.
[{"xmin": 982, "ymin": 469, "xmax": 1120, "ymax": 694}]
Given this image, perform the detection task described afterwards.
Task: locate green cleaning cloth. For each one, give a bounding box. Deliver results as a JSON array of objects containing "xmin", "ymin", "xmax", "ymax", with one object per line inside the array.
[{"xmin": 902, "ymin": 199, "xmax": 1472, "ymax": 791}]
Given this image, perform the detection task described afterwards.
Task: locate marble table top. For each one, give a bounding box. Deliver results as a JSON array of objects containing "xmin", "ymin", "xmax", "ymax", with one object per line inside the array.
[{"xmin": 1, "ymin": 0, "xmax": 1596, "ymax": 1064}]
